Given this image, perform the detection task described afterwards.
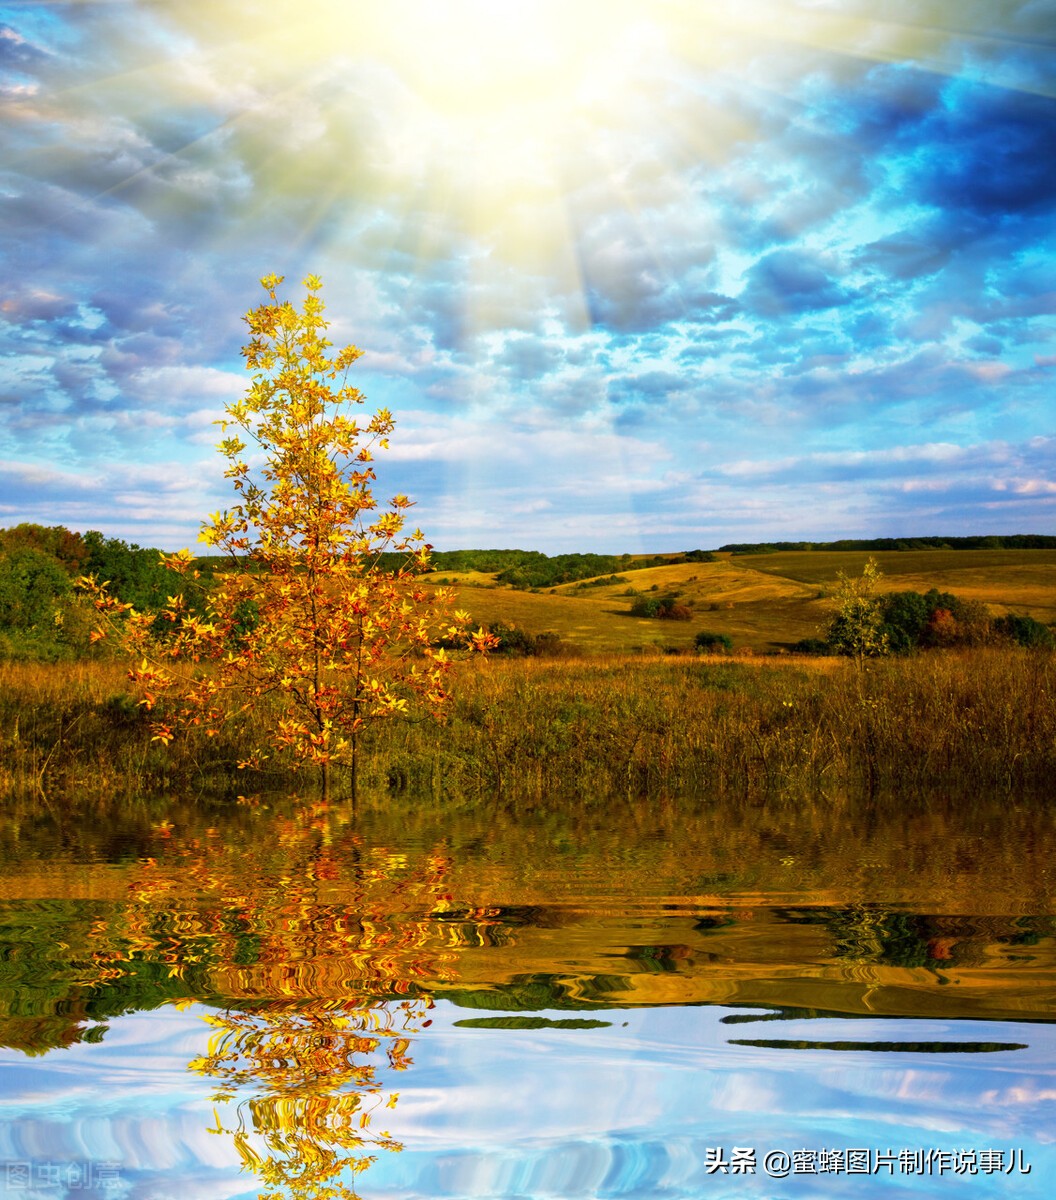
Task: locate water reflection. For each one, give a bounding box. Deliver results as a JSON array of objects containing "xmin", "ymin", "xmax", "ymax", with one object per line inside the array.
[
  {"xmin": 727, "ymin": 1037, "xmax": 1029, "ymax": 1052},
  {"xmin": 1, "ymin": 793, "xmax": 1056, "ymax": 1196},
  {"xmin": 192, "ymin": 999, "xmax": 428, "ymax": 1198}
]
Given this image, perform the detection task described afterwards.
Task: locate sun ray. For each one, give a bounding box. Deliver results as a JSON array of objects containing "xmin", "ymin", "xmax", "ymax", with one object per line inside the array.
[{"xmin": 15, "ymin": 0, "xmax": 1047, "ymax": 366}]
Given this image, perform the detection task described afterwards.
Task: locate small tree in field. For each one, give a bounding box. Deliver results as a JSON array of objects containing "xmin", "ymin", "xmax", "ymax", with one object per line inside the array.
[
  {"xmin": 86, "ymin": 274, "xmax": 489, "ymax": 799},
  {"xmin": 826, "ymin": 557, "xmax": 890, "ymax": 661}
]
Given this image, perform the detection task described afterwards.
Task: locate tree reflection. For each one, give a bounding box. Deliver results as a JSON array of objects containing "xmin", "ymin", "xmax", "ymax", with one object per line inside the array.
[
  {"xmin": 155, "ymin": 807, "xmax": 463, "ymax": 1198},
  {"xmin": 191, "ymin": 996, "xmax": 430, "ymax": 1199}
]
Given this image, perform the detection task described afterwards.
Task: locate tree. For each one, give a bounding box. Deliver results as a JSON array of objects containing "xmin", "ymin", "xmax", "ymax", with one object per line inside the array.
[
  {"xmin": 82, "ymin": 530, "xmax": 190, "ymax": 611},
  {"xmin": 879, "ymin": 590, "xmax": 929, "ymax": 653},
  {"xmin": 85, "ymin": 274, "xmax": 491, "ymax": 799},
  {"xmin": 0, "ymin": 546, "xmax": 70, "ymax": 630},
  {"xmin": 0, "ymin": 523, "xmax": 89, "ymax": 574},
  {"xmin": 826, "ymin": 557, "xmax": 889, "ymax": 660}
]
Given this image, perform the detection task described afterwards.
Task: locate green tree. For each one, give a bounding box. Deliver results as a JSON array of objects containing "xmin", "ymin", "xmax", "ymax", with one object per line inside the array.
[
  {"xmin": 82, "ymin": 531, "xmax": 190, "ymax": 611},
  {"xmin": 826, "ymin": 557, "xmax": 889, "ymax": 660},
  {"xmin": 85, "ymin": 274, "xmax": 493, "ymax": 799},
  {"xmin": 630, "ymin": 593, "xmax": 690, "ymax": 620},
  {"xmin": 879, "ymin": 590, "xmax": 929, "ymax": 653},
  {"xmin": 0, "ymin": 547, "xmax": 60, "ymax": 655},
  {"xmin": 0, "ymin": 546, "xmax": 70, "ymax": 630}
]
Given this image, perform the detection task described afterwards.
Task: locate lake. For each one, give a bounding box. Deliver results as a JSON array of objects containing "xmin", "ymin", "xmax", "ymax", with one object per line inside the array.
[{"xmin": 1, "ymin": 793, "xmax": 1053, "ymax": 1198}]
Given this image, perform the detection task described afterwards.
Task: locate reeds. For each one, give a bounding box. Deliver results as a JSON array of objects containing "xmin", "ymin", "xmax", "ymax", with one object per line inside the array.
[{"xmin": 2, "ymin": 649, "xmax": 1053, "ymax": 806}]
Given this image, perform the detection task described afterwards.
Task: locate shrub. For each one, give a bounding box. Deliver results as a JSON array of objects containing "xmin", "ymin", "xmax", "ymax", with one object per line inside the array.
[
  {"xmin": 0, "ymin": 547, "xmax": 70, "ymax": 630},
  {"xmin": 630, "ymin": 596, "xmax": 662, "ymax": 618},
  {"xmin": 695, "ymin": 631, "xmax": 733, "ymax": 653},
  {"xmin": 0, "ymin": 547, "xmax": 95, "ymax": 660},
  {"xmin": 993, "ymin": 614, "xmax": 1055, "ymax": 648},
  {"xmin": 791, "ymin": 638, "xmax": 831, "ymax": 656},
  {"xmin": 630, "ymin": 594, "xmax": 689, "ymax": 620},
  {"xmin": 880, "ymin": 591, "xmax": 929, "ymax": 653},
  {"xmin": 878, "ymin": 588, "xmax": 992, "ymax": 651},
  {"xmin": 923, "ymin": 607, "xmax": 959, "ymax": 648},
  {"xmin": 485, "ymin": 623, "xmax": 569, "ymax": 656}
]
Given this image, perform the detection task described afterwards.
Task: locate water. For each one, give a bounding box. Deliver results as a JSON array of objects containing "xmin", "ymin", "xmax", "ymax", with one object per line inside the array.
[{"xmin": 1, "ymin": 795, "xmax": 1053, "ymax": 1198}]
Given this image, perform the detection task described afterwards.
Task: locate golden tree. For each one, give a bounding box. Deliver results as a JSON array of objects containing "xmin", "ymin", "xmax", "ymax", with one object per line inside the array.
[{"xmin": 86, "ymin": 274, "xmax": 491, "ymax": 798}]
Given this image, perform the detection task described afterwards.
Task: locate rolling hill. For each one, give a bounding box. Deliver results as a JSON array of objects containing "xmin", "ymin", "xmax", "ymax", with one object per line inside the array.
[{"xmin": 432, "ymin": 549, "xmax": 1056, "ymax": 654}]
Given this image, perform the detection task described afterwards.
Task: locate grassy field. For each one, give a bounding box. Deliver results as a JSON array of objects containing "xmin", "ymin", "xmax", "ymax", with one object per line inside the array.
[
  {"xmin": 433, "ymin": 549, "xmax": 1056, "ymax": 654},
  {"xmin": 2, "ymin": 547, "xmax": 1054, "ymax": 806},
  {"xmin": 3, "ymin": 647, "xmax": 1053, "ymax": 806}
]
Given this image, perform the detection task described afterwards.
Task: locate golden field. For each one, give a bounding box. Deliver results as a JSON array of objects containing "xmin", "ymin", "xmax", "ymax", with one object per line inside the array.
[
  {"xmin": 3, "ymin": 644, "xmax": 1054, "ymax": 805},
  {"xmin": 433, "ymin": 549, "xmax": 1056, "ymax": 654}
]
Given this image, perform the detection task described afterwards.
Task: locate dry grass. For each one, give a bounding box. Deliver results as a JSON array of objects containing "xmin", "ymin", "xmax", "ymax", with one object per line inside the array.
[
  {"xmin": 2, "ymin": 634, "xmax": 1053, "ymax": 808},
  {"xmin": 430, "ymin": 560, "xmax": 823, "ymax": 653},
  {"xmin": 357, "ymin": 647, "xmax": 1055, "ymax": 804}
]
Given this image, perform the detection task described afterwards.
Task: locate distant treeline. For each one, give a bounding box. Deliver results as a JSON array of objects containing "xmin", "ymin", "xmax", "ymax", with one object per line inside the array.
[{"xmin": 721, "ymin": 535, "xmax": 1056, "ymax": 554}]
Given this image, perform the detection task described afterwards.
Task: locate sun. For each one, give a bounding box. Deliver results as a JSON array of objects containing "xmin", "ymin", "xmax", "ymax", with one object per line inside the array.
[
  {"xmin": 359, "ymin": 0, "xmax": 619, "ymax": 116},
  {"xmin": 216, "ymin": 0, "xmax": 666, "ymax": 190},
  {"xmin": 334, "ymin": 0, "xmax": 666, "ymax": 186}
]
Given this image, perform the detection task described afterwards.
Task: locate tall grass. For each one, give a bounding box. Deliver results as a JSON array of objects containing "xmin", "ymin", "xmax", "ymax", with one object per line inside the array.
[
  {"xmin": 2, "ymin": 649, "xmax": 1053, "ymax": 806},
  {"xmin": 369, "ymin": 649, "xmax": 1055, "ymax": 801}
]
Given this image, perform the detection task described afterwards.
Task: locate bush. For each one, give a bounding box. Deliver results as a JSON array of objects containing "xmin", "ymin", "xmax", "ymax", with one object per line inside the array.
[
  {"xmin": 791, "ymin": 638, "xmax": 831, "ymax": 656},
  {"xmin": 485, "ymin": 623, "xmax": 570, "ymax": 657},
  {"xmin": 993, "ymin": 614, "xmax": 1055, "ymax": 649},
  {"xmin": 0, "ymin": 547, "xmax": 70, "ymax": 629},
  {"xmin": 630, "ymin": 596, "xmax": 662, "ymax": 618},
  {"xmin": 83, "ymin": 531, "xmax": 189, "ymax": 611},
  {"xmin": 880, "ymin": 591, "xmax": 929, "ymax": 653},
  {"xmin": 695, "ymin": 631, "xmax": 733, "ymax": 653},
  {"xmin": 630, "ymin": 594, "xmax": 689, "ymax": 620},
  {"xmin": 0, "ymin": 547, "xmax": 96, "ymax": 660},
  {"xmin": 876, "ymin": 588, "xmax": 994, "ymax": 652}
]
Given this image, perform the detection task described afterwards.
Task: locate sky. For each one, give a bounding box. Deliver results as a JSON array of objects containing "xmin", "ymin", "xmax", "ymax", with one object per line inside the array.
[{"xmin": 1, "ymin": 0, "xmax": 1054, "ymax": 553}]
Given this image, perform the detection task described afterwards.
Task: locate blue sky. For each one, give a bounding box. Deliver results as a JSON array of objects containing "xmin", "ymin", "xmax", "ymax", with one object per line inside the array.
[{"xmin": 1, "ymin": 0, "xmax": 1053, "ymax": 552}]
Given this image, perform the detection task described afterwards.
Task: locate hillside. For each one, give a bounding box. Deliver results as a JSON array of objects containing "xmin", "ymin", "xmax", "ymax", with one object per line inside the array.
[
  {"xmin": 434, "ymin": 549, "xmax": 1056, "ymax": 654},
  {"xmin": 2, "ymin": 523, "xmax": 1054, "ymax": 659}
]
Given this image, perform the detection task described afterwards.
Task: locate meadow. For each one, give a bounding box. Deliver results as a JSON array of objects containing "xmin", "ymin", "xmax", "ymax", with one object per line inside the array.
[
  {"xmin": 434, "ymin": 548, "xmax": 1056, "ymax": 654},
  {"xmin": 2, "ymin": 546, "xmax": 1054, "ymax": 806},
  {"xmin": 4, "ymin": 644, "xmax": 1053, "ymax": 807}
]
